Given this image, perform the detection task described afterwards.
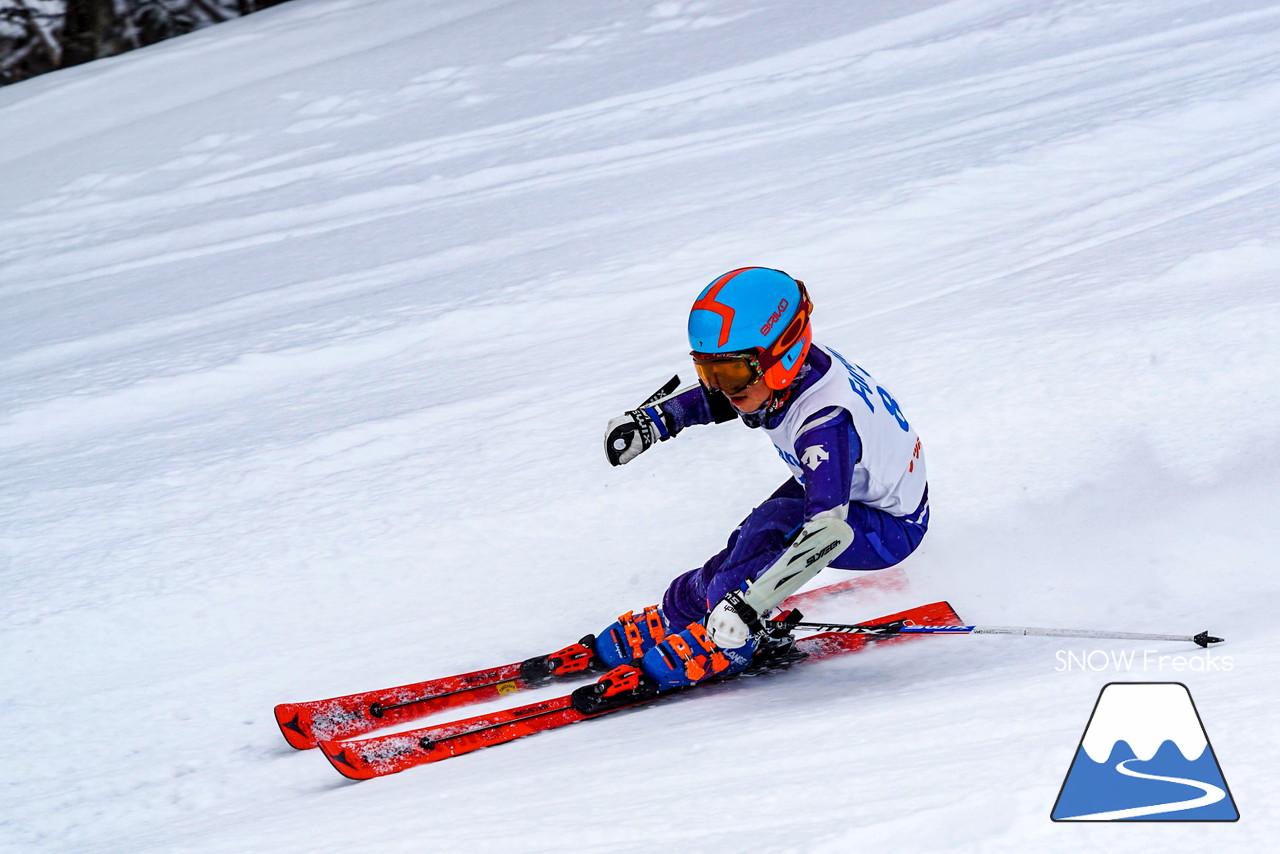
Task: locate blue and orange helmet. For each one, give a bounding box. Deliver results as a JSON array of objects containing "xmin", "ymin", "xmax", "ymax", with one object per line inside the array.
[{"xmin": 688, "ymin": 267, "xmax": 813, "ymax": 392}]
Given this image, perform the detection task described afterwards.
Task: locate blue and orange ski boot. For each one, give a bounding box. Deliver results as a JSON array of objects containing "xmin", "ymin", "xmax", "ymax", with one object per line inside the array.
[
  {"xmin": 568, "ymin": 605, "xmax": 671, "ymax": 714},
  {"xmin": 592, "ymin": 605, "xmax": 670, "ymax": 669},
  {"xmin": 569, "ymin": 605, "xmax": 808, "ymax": 713},
  {"xmin": 641, "ymin": 622, "xmax": 757, "ymax": 690},
  {"xmin": 572, "ymin": 619, "xmax": 762, "ymax": 714}
]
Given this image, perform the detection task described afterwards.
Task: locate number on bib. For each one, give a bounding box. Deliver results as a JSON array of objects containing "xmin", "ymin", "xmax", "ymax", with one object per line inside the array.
[{"xmin": 877, "ymin": 386, "xmax": 910, "ymax": 431}]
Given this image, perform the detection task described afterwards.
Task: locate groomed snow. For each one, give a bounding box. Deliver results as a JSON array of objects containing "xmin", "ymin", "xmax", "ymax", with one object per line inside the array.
[{"xmin": 2, "ymin": 0, "xmax": 1277, "ymax": 850}]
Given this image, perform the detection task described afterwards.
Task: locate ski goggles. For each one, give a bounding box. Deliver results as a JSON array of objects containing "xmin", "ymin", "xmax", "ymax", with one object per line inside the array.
[{"xmin": 690, "ymin": 351, "xmax": 763, "ymax": 395}]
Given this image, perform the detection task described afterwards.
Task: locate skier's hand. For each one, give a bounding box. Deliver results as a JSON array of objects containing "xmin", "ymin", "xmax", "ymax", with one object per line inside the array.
[
  {"xmin": 604, "ymin": 410, "xmax": 661, "ymax": 466},
  {"xmin": 604, "ymin": 376, "xmax": 681, "ymax": 466},
  {"xmin": 705, "ymin": 593, "xmax": 761, "ymax": 649}
]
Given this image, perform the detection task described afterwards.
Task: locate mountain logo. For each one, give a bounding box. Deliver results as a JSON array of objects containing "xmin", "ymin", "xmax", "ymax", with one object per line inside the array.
[{"xmin": 1051, "ymin": 682, "xmax": 1238, "ymax": 821}]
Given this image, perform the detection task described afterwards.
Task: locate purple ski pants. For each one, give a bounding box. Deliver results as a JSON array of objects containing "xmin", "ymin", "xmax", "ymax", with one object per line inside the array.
[{"xmin": 661, "ymin": 480, "xmax": 928, "ymax": 630}]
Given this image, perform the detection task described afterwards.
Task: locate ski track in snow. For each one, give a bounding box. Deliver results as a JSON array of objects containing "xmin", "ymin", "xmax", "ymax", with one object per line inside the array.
[{"xmin": 1, "ymin": 0, "xmax": 1278, "ymax": 851}]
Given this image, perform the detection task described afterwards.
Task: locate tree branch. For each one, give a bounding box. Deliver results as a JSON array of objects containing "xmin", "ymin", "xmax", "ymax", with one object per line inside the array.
[
  {"xmin": 11, "ymin": 0, "xmax": 60, "ymax": 66},
  {"xmin": 189, "ymin": 0, "xmax": 235, "ymax": 24}
]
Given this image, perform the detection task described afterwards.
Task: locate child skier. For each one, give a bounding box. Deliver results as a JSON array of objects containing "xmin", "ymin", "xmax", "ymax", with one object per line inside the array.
[{"xmin": 579, "ymin": 267, "xmax": 929, "ymax": 710}]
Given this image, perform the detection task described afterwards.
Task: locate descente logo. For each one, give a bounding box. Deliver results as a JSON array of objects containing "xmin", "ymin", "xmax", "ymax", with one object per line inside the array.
[{"xmin": 760, "ymin": 298, "xmax": 789, "ymax": 335}]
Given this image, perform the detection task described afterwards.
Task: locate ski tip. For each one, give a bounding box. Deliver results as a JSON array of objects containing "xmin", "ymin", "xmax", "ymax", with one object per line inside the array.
[
  {"xmin": 274, "ymin": 703, "xmax": 319, "ymax": 750},
  {"xmin": 318, "ymin": 739, "xmax": 376, "ymax": 780},
  {"xmin": 1193, "ymin": 630, "xmax": 1225, "ymax": 648}
]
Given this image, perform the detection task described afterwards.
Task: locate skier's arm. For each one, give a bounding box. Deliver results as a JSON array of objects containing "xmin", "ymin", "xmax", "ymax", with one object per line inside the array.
[
  {"xmin": 794, "ymin": 407, "xmax": 861, "ymax": 522},
  {"xmin": 661, "ymin": 382, "xmax": 738, "ymax": 429},
  {"xmin": 604, "ymin": 378, "xmax": 736, "ymax": 466}
]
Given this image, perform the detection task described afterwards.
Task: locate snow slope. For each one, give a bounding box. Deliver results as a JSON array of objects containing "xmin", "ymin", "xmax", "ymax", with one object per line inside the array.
[{"xmin": 2, "ymin": 0, "xmax": 1278, "ymax": 850}]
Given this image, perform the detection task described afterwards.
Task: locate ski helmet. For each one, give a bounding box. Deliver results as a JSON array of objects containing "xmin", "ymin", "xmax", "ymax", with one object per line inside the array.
[{"xmin": 688, "ymin": 267, "xmax": 813, "ymax": 391}]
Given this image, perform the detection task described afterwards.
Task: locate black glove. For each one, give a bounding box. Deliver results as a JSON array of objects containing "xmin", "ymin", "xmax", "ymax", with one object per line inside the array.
[{"xmin": 604, "ymin": 376, "xmax": 679, "ymax": 466}]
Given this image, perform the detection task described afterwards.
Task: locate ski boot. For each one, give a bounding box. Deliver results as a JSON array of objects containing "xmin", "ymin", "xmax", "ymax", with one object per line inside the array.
[
  {"xmin": 635, "ymin": 600, "xmax": 810, "ymax": 689},
  {"xmin": 641, "ymin": 621, "xmax": 757, "ymax": 690},
  {"xmin": 570, "ymin": 605, "xmax": 809, "ymax": 713},
  {"xmin": 571, "ymin": 611, "xmax": 806, "ymax": 713},
  {"xmin": 572, "ymin": 619, "xmax": 739, "ymax": 714},
  {"xmin": 573, "ymin": 621, "xmax": 757, "ymax": 716},
  {"xmin": 592, "ymin": 605, "xmax": 670, "ymax": 669}
]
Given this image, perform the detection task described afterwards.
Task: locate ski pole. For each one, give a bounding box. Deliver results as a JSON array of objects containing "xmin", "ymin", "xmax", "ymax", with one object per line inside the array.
[{"xmin": 787, "ymin": 620, "xmax": 1224, "ymax": 648}]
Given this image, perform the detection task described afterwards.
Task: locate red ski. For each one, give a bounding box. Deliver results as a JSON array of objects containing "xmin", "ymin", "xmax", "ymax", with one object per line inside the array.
[
  {"xmin": 274, "ymin": 656, "xmax": 577, "ymax": 750},
  {"xmin": 318, "ymin": 600, "xmax": 961, "ymax": 780},
  {"xmin": 274, "ymin": 572, "xmax": 904, "ymax": 749}
]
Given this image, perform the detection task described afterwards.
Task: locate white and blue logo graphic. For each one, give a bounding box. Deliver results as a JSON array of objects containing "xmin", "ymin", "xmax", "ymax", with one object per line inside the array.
[{"xmin": 1052, "ymin": 682, "xmax": 1238, "ymax": 821}]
